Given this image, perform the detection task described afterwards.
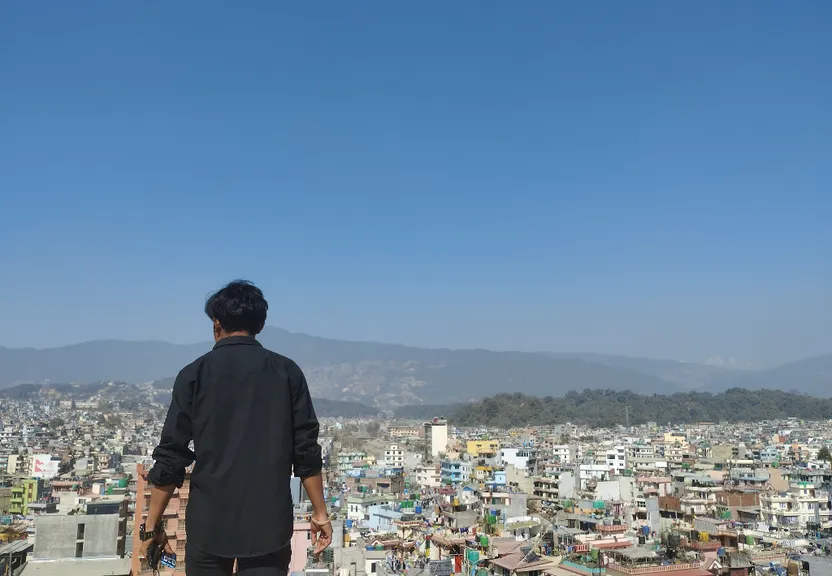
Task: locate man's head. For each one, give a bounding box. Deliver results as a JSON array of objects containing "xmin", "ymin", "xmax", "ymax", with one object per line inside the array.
[{"xmin": 204, "ymin": 280, "xmax": 268, "ymax": 342}]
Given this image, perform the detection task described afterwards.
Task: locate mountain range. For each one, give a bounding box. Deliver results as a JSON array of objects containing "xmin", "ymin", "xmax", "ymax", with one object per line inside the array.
[{"xmin": 0, "ymin": 327, "xmax": 829, "ymax": 408}]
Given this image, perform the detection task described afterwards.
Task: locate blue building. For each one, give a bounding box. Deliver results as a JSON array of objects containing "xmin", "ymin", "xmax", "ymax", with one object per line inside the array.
[{"xmin": 440, "ymin": 460, "xmax": 472, "ymax": 484}]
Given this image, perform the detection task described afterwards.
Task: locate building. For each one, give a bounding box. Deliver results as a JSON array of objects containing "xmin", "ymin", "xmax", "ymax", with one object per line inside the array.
[
  {"xmin": 671, "ymin": 472, "xmax": 721, "ymax": 516},
  {"xmin": 605, "ymin": 446, "xmax": 627, "ymax": 474},
  {"xmin": 344, "ymin": 494, "xmax": 396, "ymax": 521},
  {"xmin": 760, "ymin": 481, "xmax": 831, "ymax": 529},
  {"xmin": 424, "ymin": 418, "xmax": 448, "ymax": 461},
  {"xmin": 551, "ymin": 445, "xmax": 572, "ymax": 463},
  {"xmin": 466, "ymin": 440, "xmax": 500, "ymax": 457},
  {"xmin": 130, "ymin": 463, "xmax": 189, "ymax": 575},
  {"xmin": 439, "ymin": 460, "xmax": 471, "ymax": 485},
  {"xmin": 337, "ymin": 451, "xmax": 368, "ymax": 473},
  {"xmin": 384, "ymin": 444, "xmax": 405, "ymax": 468},
  {"xmin": 9, "ymin": 478, "xmax": 44, "ymax": 515},
  {"xmin": 414, "ymin": 463, "xmax": 441, "ymax": 489},
  {"xmin": 33, "ymin": 514, "xmax": 125, "ymax": 560},
  {"xmin": 499, "ymin": 448, "xmax": 531, "ymax": 471},
  {"xmin": 389, "ymin": 426, "xmax": 421, "ymax": 440}
]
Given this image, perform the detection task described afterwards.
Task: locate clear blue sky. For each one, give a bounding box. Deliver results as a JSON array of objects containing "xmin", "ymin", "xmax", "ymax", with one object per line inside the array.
[{"xmin": 1, "ymin": 2, "xmax": 829, "ymax": 366}]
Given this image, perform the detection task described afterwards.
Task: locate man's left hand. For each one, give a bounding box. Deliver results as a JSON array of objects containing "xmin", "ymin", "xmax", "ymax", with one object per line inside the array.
[{"xmin": 140, "ymin": 530, "xmax": 172, "ymax": 568}]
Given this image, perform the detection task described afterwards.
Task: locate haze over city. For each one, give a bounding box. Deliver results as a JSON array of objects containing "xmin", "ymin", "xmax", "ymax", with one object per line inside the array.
[{"xmin": 2, "ymin": 2, "xmax": 830, "ymax": 367}]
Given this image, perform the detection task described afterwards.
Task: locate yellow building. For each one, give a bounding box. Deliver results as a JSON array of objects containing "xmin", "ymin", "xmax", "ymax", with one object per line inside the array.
[
  {"xmin": 663, "ymin": 433, "xmax": 687, "ymax": 445},
  {"xmin": 9, "ymin": 479, "xmax": 43, "ymax": 515},
  {"xmin": 466, "ymin": 440, "xmax": 500, "ymax": 457}
]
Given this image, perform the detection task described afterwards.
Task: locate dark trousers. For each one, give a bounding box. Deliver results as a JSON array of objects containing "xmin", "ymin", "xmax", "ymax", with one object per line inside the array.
[{"xmin": 186, "ymin": 544, "xmax": 291, "ymax": 576}]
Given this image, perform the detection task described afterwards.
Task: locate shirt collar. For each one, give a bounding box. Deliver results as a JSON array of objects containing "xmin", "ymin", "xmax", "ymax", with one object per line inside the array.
[{"xmin": 212, "ymin": 335, "xmax": 263, "ymax": 350}]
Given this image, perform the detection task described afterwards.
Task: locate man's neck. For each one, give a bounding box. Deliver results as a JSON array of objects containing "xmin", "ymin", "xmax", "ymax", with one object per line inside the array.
[{"xmin": 219, "ymin": 331, "xmax": 253, "ymax": 340}]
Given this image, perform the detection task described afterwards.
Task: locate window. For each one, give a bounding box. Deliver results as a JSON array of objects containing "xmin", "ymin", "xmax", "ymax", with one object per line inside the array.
[
  {"xmin": 75, "ymin": 542, "xmax": 84, "ymax": 557},
  {"xmin": 76, "ymin": 523, "xmax": 85, "ymax": 540}
]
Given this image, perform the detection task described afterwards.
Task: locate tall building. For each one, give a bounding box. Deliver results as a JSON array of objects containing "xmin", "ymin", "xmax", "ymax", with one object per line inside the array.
[
  {"xmin": 130, "ymin": 463, "xmax": 189, "ymax": 575},
  {"xmin": 424, "ymin": 418, "xmax": 448, "ymax": 462},
  {"xmin": 384, "ymin": 444, "xmax": 405, "ymax": 468}
]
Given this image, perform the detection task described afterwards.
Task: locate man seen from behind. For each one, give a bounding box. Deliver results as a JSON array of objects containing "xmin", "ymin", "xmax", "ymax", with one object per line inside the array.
[{"xmin": 140, "ymin": 280, "xmax": 332, "ymax": 575}]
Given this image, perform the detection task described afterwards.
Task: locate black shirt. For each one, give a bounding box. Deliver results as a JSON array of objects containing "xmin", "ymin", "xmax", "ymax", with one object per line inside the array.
[{"xmin": 148, "ymin": 335, "xmax": 322, "ymax": 558}]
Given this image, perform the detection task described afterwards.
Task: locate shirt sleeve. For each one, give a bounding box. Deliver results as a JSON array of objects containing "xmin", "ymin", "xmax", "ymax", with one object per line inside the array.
[
  {"xmin": 290, "ymin": 364, "xmax": 323, "ymax": 478},
  {"xmin": 148, "ymin": 369, "xmax": 195, "ymax": 487}
]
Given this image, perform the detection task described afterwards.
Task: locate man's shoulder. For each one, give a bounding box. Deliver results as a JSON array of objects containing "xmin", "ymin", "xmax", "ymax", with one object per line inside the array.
[
  {"xmin": 175, "ymin": 351, "xmax": 212, "ymax": 381},
  {"xmin": 260, "ymin": 346, "xmax": 304, "ymax": 377}
]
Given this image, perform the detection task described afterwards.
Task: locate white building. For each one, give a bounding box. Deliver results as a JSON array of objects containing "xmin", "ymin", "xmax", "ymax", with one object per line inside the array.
[
  {"xmin": 579, "ymin": 464, "xmax": 609, "ymax": 486},
  {"xmin": 337, "ymin": 451, "xmax": 367, "ymax": 472},
  {"xmin": 551, "ymin": 445, "xmax": 572, "ymax": 463},
  {"xmin": 345, "ymin": 494, "xmax": 395, "ymax": 521},
  {"xmin": 605, "ymin": 446, "xmax": 627, "ymax": 474},
  {"xmin": 760, "ymin": 482, "xmax": 831, "ymax": 529},
  {"xmin": 424, "ymin": 418, "xmax": 448, "ymax": 461},
  {"xmin": 499, "ymin": 448, "xmax": 531, "ymax": 470},
  {"xmin": 384, "ymin": 444, "xmax": 405, "ymax": 468},
  {"xmin": 414, "ymin": 464, "xmax": 441, "ymax": 488}
]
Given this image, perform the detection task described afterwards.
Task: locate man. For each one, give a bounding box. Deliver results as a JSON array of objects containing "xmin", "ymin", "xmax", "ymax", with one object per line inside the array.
[{"xmin": 141, "ymin": 280, "xmax": 332, "ymax": 575}]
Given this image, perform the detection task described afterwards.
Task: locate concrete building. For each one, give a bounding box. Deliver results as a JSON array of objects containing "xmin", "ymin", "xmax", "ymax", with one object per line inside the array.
[
  {"xmin": 760, "ymin": 482, "xmax": 831, "ymax": 529},
  {"xmin": 439, "ymin": 460, "xmax": 471, "ymax": 485},
  {"xmin": 424, "ymin": 419, "xmax": 448, "ymax": 461},
  {"xmin": 389, "ymin": 426, "xmax": 422, "ymax": 440},
  {"xmin": 130, "ymin": 463, "xmax": 189, "ymax": 575},
  {"xmin": 384, "ymin": 444, "xmax": 405, "ymax": 468},
  {"xmin": 498, "ymin": 448, "xmax": 531, "ymax": 471},
  {"xmin": 413, "ymin": 463, "xmax": 441, "ymax": 489},
  {"xmin": 605, "ymin": 445, "xmax": 627, "ymax": 474},
  {"xmin": 551, "ymin": 444, "xmax": 572, "ymax": 463},
  {"xmin": 9, "ymin": 478, "xmax": 44, "ymax": 515},
  {"xmin": 344, "ymin": 494, "xmax": 395, "ymax": 521},
  {"xmin": 466, "ymin": 440, "xmax": 500, "ymax": 457},
  {"xmin": 33, "ymin": 514, "xmax": 124, "ymax": 560}
]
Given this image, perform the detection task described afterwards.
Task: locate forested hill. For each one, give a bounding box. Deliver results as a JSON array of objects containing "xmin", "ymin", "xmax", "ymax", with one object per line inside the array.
[{"xmin": 444, "ymin": 389, "xmax": 832, "ymax": 428}]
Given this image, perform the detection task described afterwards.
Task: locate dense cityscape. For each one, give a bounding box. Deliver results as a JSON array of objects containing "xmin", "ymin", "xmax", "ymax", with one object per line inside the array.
[{"xmin": 2, "ymin": 380, "xmax": 832, "ymax": 576}]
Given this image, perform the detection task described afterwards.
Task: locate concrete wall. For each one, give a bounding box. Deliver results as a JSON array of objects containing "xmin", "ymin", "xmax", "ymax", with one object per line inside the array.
[{"xmin": 33, "ymin": 514, "xmax": 119, "ymax": 559}]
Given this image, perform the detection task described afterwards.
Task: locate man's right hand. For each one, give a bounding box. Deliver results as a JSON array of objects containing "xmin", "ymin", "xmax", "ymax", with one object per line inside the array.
[{"xmin": 310, "ymin": 516, "xmax": 333, "ymax": 554}]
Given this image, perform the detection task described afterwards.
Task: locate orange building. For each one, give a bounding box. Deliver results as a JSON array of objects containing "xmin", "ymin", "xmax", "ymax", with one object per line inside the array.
[{"xmin": 130, "ymin": 463, "xmax": 189, "ymax": 575}]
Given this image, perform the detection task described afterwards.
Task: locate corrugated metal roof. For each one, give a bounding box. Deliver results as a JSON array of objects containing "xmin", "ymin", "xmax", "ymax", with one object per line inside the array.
[{"xmin": 0, "ymin": 539, "xmax": 33, "ymax": 556}]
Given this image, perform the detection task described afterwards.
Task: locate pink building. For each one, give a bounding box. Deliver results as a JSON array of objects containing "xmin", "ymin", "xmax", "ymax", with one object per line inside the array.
[
  {"xmin": 130, "ymin": 463, "xmax": 189, "ymax": 575},
  {"xmin": 290, "ymin": 520, "xmax": 312, "ymax": 573}
]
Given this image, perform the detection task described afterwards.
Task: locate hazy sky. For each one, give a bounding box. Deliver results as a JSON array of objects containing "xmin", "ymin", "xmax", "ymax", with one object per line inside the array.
[{"xmin": 1, "ymin": 2, "xmax": 829, "ymax": 367}]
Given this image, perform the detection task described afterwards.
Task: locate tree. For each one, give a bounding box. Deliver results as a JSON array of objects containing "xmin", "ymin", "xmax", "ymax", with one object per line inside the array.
[
  {"xmin": 366, "ymin": 421, "xmax": 381, "ymax": 438},
  {"xmin": 818, "ymin": 446, "xmax": 831, "ymax": 463}
]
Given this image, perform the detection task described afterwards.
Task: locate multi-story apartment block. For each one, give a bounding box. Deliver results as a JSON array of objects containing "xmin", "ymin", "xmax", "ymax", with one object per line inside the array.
[
  {"xmin": 414, "ymin": 463, "xmax": 441, "ymax": 488},
  {"xmin": 760, "ymin": 482, "xmax": 831, "ymax": 529},
  {"xmin": 424, "ymin": 419, "xmax": 449, "ymax": 461},
  {"xmin": 384, "ymin": 444, "xmax": 405, "ymax": 468},
  {"xmin": 130, "ymin": 463, "xmax": 189, "ymax": 575},
  {"xmin": 605, "ymin": 445, "xmax": 627, "ymax": 474},
  {"xmin": 439, "ymin": 460, "xmax": 471, "ymax": 485}
]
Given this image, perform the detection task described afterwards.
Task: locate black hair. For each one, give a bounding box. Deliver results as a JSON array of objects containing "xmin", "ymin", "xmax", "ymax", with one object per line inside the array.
[{"xmin": 204, "ymin": 280, "xmax": 268, "ymax": 334}]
